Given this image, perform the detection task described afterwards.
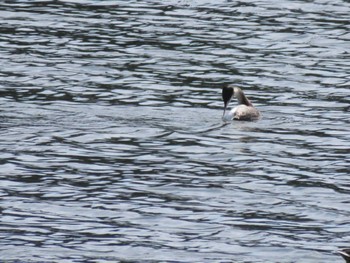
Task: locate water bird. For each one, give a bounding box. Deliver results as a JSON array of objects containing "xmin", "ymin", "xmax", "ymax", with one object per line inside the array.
[
  {"xmin": 222, "ymin": 85, "xmax": 261, "ymax": 121},
  {"xmin": 338, "ymin": 248, "xmax": 350, "ymax": 263}
]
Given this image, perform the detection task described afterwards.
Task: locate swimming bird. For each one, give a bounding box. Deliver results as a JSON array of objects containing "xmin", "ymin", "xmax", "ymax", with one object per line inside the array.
[
  {"xmin": 222, "ymin": 85, "xmax": 261, "ymax": 121},
  {"xmin": 338, "ymin": 248, "xmax": 350, "ymax": 263}
]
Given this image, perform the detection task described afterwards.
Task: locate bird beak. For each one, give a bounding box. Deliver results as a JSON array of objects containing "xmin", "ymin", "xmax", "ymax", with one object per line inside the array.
[
  {"xmin": 223, "ymin": 102, "xmax": 228, "ymax": 116},
  {"xmin": 222, "ymin": 86, "xmax": 233, "ymax": 117}
]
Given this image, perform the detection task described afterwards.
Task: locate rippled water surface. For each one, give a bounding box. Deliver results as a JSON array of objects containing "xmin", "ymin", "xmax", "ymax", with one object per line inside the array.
[{"xmin": 0, "ymin": 0, "xmax": 350, "ymax": 262}]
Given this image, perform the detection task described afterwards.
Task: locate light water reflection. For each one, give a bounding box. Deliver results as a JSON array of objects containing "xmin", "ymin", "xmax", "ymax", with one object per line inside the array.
[{"xmin": 0, "ymin": 0, "xmax": 349, "ymax": 262}]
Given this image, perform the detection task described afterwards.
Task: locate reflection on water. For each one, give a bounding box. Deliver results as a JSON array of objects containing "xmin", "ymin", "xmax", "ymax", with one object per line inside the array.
[{"xmin": 0, "ymin": 0, "xmax": 350, "ymax": 262}]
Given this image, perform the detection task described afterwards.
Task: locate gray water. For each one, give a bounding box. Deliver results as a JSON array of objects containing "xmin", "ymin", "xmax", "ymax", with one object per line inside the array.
[{"xmin": 0, "ymin": 1, "xmax": 349, "ymax": 262}]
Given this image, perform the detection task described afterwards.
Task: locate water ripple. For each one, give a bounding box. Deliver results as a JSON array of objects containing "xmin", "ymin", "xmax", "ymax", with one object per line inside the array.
[{"xmin": 0, "ymin": 0, "xmax": 350, "ymax": 262}]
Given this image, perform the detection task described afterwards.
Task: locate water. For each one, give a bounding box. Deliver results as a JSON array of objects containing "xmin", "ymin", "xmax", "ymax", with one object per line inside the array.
[{"xmin": 0, "ymin": 0, "xmax": 349, "ymax": 262}]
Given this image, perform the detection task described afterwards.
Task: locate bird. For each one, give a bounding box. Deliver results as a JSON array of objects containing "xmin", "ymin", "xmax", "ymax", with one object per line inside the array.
[
  {"xmin": 338, "ymin": 248, "xmax": 350, "ymax": 263},
  {"xmin": 222, "ymin": 84, "xmax": 261, "ymax": 121}
]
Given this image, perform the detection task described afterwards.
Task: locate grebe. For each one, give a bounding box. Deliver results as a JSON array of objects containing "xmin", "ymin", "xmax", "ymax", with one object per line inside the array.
[
  {"xmin": 339, "ymin": 249, "xmax": 350, "ymax": 263},
  {"xmin": 222, "ymin": 85, "xmax": 260, "ymax": 121}
]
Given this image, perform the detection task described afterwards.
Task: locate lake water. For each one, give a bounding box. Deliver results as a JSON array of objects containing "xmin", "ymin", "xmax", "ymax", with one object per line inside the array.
[{"xmin": 0, "ymin": 1, "xmax": 349, "ymax": 262}]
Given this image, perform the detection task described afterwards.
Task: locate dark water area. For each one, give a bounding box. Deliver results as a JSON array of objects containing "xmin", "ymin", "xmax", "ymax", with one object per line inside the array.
[{"xmin": 0, "ymin": 0, "xmax": 349, "ymax": 262}]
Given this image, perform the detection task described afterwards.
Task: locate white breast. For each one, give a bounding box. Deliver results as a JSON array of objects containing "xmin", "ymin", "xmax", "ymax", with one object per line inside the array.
[{"xmin": 222, "ymin": 107, "xmax": 238, "ymax": 121}]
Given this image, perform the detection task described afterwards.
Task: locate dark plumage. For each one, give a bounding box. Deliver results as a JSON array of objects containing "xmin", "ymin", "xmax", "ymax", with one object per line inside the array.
[{"xmin": 339, "ymin": 249, "xmax": 350, "ymax": 263}]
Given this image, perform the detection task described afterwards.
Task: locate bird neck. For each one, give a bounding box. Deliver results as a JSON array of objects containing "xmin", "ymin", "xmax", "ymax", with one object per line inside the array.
[{"xmin": 234, "ymin": 87, "xmax": 252, "ymax": 106}]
